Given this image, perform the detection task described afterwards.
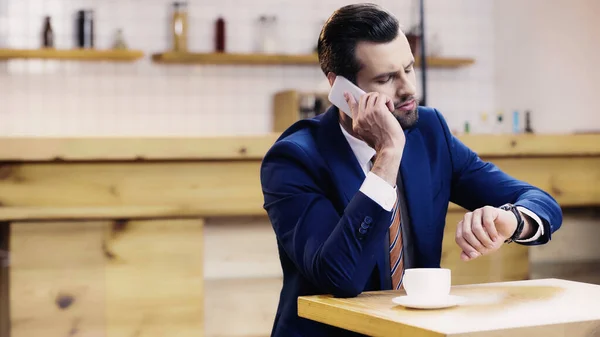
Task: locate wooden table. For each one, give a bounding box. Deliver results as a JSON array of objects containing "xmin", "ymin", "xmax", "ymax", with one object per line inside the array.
[{"xmin": 298, "ymin": 278, "xmax": 600, "ymax": 337}]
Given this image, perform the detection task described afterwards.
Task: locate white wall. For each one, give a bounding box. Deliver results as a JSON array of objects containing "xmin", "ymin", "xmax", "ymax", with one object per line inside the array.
[
  {"xmin": 0, "ymin": 0, "xmax": 494, "ymax": 136},
  {"xmin": 493, "ymin": 0, "xmax": 600, "ymax": 133}
]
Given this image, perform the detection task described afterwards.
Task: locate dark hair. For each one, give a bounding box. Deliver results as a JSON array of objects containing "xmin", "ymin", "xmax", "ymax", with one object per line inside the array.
[{"xmin": 317, "ymin": 3, "xmax": 400, "ymax": 83}]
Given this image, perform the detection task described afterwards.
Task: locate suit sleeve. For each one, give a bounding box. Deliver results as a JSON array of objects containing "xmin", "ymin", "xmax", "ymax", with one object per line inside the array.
[
  {"xmin": 260, "ymin": 140, "xmax": 391, "ymax": 297},
  {"xmin": 434, "ymin": 110, "xmax": 563, "ymax": 245}
]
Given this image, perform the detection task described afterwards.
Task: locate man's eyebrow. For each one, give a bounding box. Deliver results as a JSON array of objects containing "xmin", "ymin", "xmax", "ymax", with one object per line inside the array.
[
  {"xmin": 372, "ymin": 61, "xmax": 415, "ymax": 80},
  {"xmin": 373, "ymin": 71, "xmax": 398, "ymax": 80}
]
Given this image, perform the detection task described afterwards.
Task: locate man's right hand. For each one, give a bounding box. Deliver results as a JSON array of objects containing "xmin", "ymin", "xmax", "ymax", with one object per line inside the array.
[
  {"xmin": 345, "ymin": 91, "xmax": 405, "ymax": 187},
  {"xmin": 345, "ymin": 92, "xmax": 405, "ymax": 153}
]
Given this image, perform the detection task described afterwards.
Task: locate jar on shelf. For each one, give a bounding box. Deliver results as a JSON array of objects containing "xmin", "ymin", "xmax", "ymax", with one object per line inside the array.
[
  {"xmin": 256, "ymin": 15, "xmax": 278, "ymax": 54},
  {"xmin": 172, "ymin": 2, "xmax": 188, "ymax": 52},
  {"xmin": 113, "ymin": 29, "xmax": 127, "ymax": 50}
]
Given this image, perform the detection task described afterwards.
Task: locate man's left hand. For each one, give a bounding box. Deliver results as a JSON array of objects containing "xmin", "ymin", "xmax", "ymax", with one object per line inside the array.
[{"xmin": 455, "ymin": 206, "xmax": 529, "ymax": 261}]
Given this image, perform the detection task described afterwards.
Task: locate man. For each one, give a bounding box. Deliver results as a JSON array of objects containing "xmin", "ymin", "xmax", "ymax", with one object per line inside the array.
[{"xmin": 260, "ymin": 3, "xmax": 562, "ymax": 337}]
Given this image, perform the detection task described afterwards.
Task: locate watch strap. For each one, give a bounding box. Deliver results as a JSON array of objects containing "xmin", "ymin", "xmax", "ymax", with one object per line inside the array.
[{"xmin": 501, "ymin": 203, "xmax": 524, "ymax": 243}]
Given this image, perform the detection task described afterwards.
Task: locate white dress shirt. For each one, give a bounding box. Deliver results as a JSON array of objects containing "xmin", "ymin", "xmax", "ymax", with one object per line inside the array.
[{"xmin": 339, "ymin": 124, "xmax": 543, "ymax": 243}]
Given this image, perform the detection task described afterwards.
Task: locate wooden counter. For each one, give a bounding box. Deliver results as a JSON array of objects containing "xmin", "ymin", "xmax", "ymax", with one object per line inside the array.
[
  {"xmin": 0, "ymin": 134, "xmax": 599, "ymax": 337},
  {"xmin": 1, "ymin": 133, "xmax": 599, "ymax": 161},
  {"xmin": 1, "ymin": 133, "xmax": 599, "ymax": 220}
]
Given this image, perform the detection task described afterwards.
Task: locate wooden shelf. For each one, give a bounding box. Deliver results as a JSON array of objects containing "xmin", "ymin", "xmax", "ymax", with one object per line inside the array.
[
  {"xmin": 152, "ymin": 52, "xmax": 319, "ymax": 65},
  {"xmin": 0, "ymin": 48, "xmax": 144, "ymax": 62},
  {"xmin": 152, "ymin": 51, "xmax": 475, "ymax": 68},
  {"xmin": 419, "ymin": 57, "xmax": 475, "ymax": 67}
]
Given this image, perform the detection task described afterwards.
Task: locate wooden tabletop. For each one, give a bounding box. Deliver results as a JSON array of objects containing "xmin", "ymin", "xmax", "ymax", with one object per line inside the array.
[{"xmin": 298, "ymin": 278, "xmax": 600, "ymax": 337}]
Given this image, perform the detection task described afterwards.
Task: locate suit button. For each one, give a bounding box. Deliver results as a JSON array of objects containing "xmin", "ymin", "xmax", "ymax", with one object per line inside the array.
[
  {"xmin": 364, "ymin": 216, "xmax": 372, "ymax": 225},
  {"xmin": 359, "ymin": 227, "xmax": 368, "ymax": 235},
  {"xmin": 360, "ymin": 222, "xmax": 370, "ymax": 230}
]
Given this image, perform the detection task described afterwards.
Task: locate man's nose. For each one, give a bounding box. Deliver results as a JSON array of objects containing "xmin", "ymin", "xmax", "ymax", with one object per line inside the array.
[{"xmin": 396, "ymin": 80, "xmax": 416, "ymax": 98}]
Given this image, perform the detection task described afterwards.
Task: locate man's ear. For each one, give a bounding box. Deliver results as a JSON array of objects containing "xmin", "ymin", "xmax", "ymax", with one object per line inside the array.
[{"xmin": 326, "ymin": 72, "xmax": 337, "ymax": 87}]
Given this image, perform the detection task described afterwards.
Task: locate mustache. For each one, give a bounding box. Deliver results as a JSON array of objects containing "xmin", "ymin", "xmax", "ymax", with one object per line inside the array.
[{"xmin": 394, "ymin": 96, "xmax": 417, "ymax": 109}]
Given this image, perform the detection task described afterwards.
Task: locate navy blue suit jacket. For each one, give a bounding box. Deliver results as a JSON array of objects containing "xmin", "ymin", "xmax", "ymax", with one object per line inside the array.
[{"xmin": 260, "ymin": 106, "xmax": 562, "ymax": 337}]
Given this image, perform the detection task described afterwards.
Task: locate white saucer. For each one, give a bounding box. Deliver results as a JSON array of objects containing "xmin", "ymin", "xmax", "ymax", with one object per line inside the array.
[{"xmin": 392, "ymin": 294, "xmax": 467, "ymax": 309}]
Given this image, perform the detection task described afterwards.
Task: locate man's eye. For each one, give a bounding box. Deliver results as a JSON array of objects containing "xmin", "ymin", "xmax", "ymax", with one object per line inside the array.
[
  {"xmin": 405, "ymin": 67, "xmax": 413, "ymax": 74},
  {"xmin": 377, "ymin": 76, "xmax": 392, "ymax": 84}
]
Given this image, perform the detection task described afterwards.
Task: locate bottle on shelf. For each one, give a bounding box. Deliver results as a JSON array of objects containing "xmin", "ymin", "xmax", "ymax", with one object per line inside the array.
[
  {"xmin": 215, "ymin": 17, "xmax": 225, "ymax": 53},
  {"xmin": 524, "ymin": 110, "xmax": 534, "ymax": 134},
  {"xmin": 479, "ymin": 111, "xmax": 490, "ymax": 134},
  {"xmin": 494, "ymin": 111, "xmax": 505, "ymax": 134},
  {"xmin": 171, "ymin": 2, "xmax": 188, "ymax": 52},
  {"xmin": 512, "ymin": 110, "xmax": 521, "ymax": 133},
  {"xmin": 42, "ymin": 16, "xmax": 54, "ymax": 48},
  {"xmin": 76, "ymin": 10, "xmax": 95, "ymax": 48}
]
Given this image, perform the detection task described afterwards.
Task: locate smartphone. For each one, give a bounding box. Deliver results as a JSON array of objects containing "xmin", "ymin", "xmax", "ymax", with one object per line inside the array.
[{"xmin": 328, "ymin": 75, "xmax": 366, "ymax": 118}]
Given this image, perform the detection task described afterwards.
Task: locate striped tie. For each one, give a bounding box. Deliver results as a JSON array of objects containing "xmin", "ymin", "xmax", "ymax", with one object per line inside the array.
[
  {"xmin": 389, "ymin": 189, "xmax": 404, "ymax": 290},
  {"xmin": 369, "ymin": 155, "xmax": 404, "ymax": 290}
]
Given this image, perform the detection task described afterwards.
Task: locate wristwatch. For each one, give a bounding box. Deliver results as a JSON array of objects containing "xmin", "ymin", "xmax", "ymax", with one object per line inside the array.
[{"xmin": 500, "ymin": 203, "xmax": 524, "ymax": 243}]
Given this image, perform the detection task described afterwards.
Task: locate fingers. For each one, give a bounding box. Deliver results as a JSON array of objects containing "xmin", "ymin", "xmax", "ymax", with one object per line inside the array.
[
  {"xmin": 455, "ymin": 219, "xmax": 472, "ymax": 261},
  {"xmin": 471, "ymin": 208, "xmax": 494, "ymax": 249},
  {"xmin": 482, "ymin": 206, "xmax": 500, "ymax": 242},
  {"xmin": 365, "ymin": 92, "xmax": 378, "ymax": 110},
  {"xmin": 372, "ymin": 93, "xmax": 394, "ymax": 113},
  {"xmin": 385, "ymin": 96, "xmax": 395, "ymax": 113},
  {"xmin": 460, "ymin": 251, "xmax": 470, "ymax": 262},
  {"xmin": 347, "ymin": 92, "xmax": 380, "ymax": 131},
  {"xmin": 456, "ymin": 207, "xmax": 502, "ymax": 262},
  {"xmin": 359, "ymin": 92, "xmax": 374, "ymax": 117},
  {"xmin": 456, "ymin": 221, "xmax": 475, "ymax": 262},
  {"xmin": 343, "ymin": 92, "xmax": 359, "ymax": 118},
  {"xmin": 345, "ymin": 92, "xmax": 394, "ymax": 118},
  {"xmin": 455, "ymin": 215, "xmax": 482, "ymax": 261}
]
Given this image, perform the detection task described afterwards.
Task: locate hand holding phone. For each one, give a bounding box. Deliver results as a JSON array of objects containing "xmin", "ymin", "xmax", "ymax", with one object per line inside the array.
[
  {"xmin": 328, "ymin": 76, "xmax": 366, "ymax": 117},
  {"xmin": 329, "ymin": 76, "xmax": 404, "ymax": 155}
]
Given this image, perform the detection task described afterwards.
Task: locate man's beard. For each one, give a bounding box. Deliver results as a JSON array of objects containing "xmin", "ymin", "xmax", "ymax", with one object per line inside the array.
[{"xmin": 393, "ymin": 100, "xmax": 419, "ymax": 130}]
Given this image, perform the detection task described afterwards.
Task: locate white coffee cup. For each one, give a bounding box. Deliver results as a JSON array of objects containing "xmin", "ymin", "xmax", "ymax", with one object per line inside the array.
[{"xmin": 402, "ymin": 268, "xmax": 451, "ymax": 298}]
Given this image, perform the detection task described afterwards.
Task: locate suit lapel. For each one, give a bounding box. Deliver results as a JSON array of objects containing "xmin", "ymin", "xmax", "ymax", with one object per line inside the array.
[
  {"xmin": 316, "ymin": 107, "xmax": 366, "ymax": 206},
  {"xmin": 400, "ymin": 129, "xmax": 435, "ymax": 268}
]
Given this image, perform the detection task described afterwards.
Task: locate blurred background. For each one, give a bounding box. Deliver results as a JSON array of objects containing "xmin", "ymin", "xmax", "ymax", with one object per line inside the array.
[
  {"xmin": 1, "ymin": 0, "xmax": 597, "ymax": 136},
  {"xmin": 0, "ymin": 0, "xmax": 599, "ymax": 336}
]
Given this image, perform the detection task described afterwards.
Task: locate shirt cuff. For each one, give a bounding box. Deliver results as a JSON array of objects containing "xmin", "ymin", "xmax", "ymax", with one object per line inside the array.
[
  {"xmin": 514, "ymin": 206, "xmax": 544, "ymax": 242},
  {"xmin": 359, "ymin": 171, "xmax": 397, "ymax": 212}
]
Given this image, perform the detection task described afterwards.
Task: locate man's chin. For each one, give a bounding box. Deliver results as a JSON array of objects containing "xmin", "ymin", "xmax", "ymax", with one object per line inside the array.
[{"xmin": 394, "ymin": 107, "xmax": 419, "ymax": 130}]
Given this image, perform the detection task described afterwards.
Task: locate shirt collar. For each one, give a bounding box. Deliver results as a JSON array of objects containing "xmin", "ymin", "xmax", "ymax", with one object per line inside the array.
[{"xmin": 339, "ymin": 123, "xmax": 377, "ymax": 168}]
